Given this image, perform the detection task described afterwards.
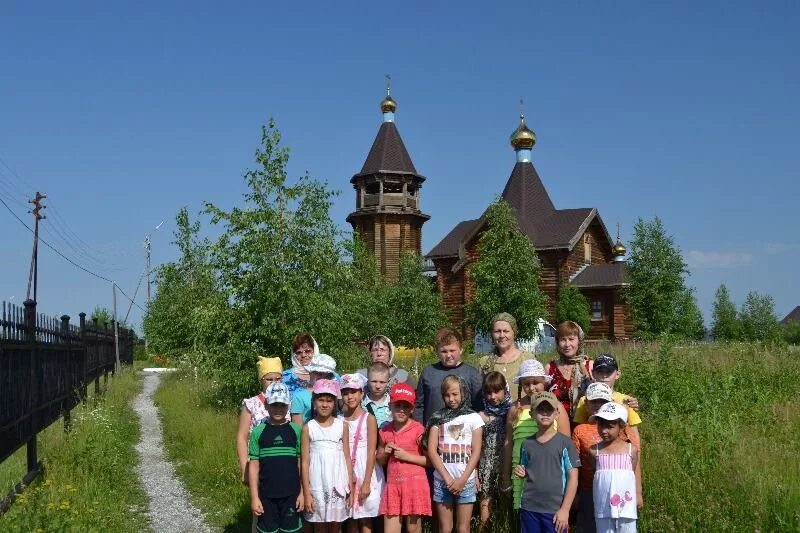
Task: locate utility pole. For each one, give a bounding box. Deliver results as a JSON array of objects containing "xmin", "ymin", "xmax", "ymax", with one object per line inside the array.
[
  {"xmin": 26, "ymin": 192, "xmax": 46, "ymax": 303},
  {"xmin": 112, "ymin": 281, "xmax": 120, "ymax": 372},
  {"xmin": 143, "ymin": 221, "xmax": 163, "ymax": 352}
]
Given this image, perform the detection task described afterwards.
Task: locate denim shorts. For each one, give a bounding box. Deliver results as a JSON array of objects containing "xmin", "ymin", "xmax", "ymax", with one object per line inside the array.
[{"xmin": 432, "ymin": 476, "xmax": 477, "ymax": 504}]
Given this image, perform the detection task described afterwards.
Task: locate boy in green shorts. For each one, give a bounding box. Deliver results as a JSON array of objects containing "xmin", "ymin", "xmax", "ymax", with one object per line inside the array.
[{"xmin": 249, "ymin": 382, "xmax": 304, "ymax": 533}]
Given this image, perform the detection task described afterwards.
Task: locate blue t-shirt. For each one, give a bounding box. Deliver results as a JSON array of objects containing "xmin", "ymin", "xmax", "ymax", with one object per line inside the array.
[
  {"xmin": 362, "ymin": 394, "xmax": 392, "ymax": 429},
  {"xmin": 290, "ymin": 389, "xmax": 313, "ymax": 423}
]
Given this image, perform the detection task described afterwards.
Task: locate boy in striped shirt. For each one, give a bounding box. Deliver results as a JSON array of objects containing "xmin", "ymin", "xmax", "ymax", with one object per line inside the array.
[{"xmin": 249, "ymin": 382, "xmax": 304, "ymax": 533}]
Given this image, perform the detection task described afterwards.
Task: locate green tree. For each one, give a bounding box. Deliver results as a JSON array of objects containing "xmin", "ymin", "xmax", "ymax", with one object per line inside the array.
[
  {"xmin": 783, "ymin": 320, "xmax": 800, "ymax": 345},
  {"xmin": 625, "ymin": 217, "xmax": 689, "ymax": 339},
  {"xmin": 739, "ymin": 291, "xmax": 781, "ymax": 341},
  {"xmin": 91, "ymin": 306, "xmax": 131, "ymax": 330},
  {"xmin": 711, "ymin": 284, "xmax": 741, "ymax": 341},
  {"xmin": 384, "ymin": 252, "xmax": 449, "ymax": 347},
  {"xmin": 672, "ymin": 288, "xmax": 705, "ymax": 341},
  {"xmin": 143, "ymin": 207, "xmax": 227, "ymax": 357},
  {"xmin": 203, "ymin": 120, "xmax": 350, "ymax": 399},
  {"xmin": 556, "ymin": 284, "xmax": 590, "ymax": 333},
  {"xmin": 467, "ymin": 199, "xmax": 548, "ymax": 339}
]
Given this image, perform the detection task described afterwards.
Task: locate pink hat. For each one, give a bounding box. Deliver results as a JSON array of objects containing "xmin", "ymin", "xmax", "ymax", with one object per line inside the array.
[{"xmin": 312, "ymin": 379, "xmax": 341, "ymax": 399}]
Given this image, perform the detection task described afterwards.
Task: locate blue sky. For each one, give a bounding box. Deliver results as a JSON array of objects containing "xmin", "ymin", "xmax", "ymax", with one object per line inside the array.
[{"xmin": 2, "ymin": 1, "xmax": 799, "ymax": 331}]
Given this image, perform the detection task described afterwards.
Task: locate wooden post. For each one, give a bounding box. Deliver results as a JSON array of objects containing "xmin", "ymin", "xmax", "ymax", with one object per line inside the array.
[
  {"xmin": 61, "ymin": 315, "xmax": 72, "ymax": 432},
  {"xmin": 79, "ymin": 312, "xmax": 87, "ymax": 403},
  {"xmin": 23, "ymin": 299, "xmax": 37, "ymax": 474},
  {"xmin": 92, "ymin": 318, "xmax": 100, "ymax": 399}
]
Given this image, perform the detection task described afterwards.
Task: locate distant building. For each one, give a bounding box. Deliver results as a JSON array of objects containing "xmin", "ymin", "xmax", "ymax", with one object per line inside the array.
[
  {"xmin": 348, "ymin": 87, "xmax": 632, "ymax": 341},
  {"xmin": 346, "ymin": 85, "xmax": 429, "ymax": 280},
  {"xmin": 781, "ymin": 306, "xmax": 800, "ymax": 325},
  {"xmin": 427, "ymin": 112, "xmax": 632, "ymax": 341}
]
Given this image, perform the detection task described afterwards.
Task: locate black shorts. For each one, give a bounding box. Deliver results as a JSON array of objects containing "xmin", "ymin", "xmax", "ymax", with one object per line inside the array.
[{"xmin": 257, "ymin": 494, "xmax": 302, "ymax": 533}]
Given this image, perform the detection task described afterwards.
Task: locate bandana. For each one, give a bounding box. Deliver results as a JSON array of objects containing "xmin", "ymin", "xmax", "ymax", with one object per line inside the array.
[
  {"xmin": 422, "ymin": 375, "xmax": 474, "ymax": 450},
  {"xmin": 482, "ymin": 388, "xmax": 512, "ymax": 418}
]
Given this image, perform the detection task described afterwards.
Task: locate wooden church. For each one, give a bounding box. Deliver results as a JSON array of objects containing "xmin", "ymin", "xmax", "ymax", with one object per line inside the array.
[{"xmin": 347, "ymin": 86, "xmax": 632, "ymax": 341}]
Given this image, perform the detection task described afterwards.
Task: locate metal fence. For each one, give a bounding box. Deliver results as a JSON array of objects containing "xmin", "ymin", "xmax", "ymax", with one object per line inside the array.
[{"xmin": 0, "ymin": 299, "xmax": 134, "ymax": 511}]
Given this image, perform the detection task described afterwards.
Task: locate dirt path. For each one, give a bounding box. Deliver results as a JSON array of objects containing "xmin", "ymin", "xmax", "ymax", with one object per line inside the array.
[{"xmin": 133, "ymin": 372, "xmax": 211, "ymax": 533}]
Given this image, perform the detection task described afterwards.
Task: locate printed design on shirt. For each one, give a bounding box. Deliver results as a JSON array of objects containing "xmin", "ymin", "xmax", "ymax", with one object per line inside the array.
[
  {"xmin": 273, "ymin": 435, "xmax": 283, "ymax": 445},
  {"xmin": 610, "ymin": 491, "xmax": 633, "ymax": 510},
  {"xmin": 438, "ymin": 423, "xmax": 472, "ymax": 464}
]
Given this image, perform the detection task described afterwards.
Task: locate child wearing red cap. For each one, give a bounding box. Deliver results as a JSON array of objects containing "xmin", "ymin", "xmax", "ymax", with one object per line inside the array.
[{"xmin": 377, "ymin": 383, "xmax": 431, "ymax": 533}]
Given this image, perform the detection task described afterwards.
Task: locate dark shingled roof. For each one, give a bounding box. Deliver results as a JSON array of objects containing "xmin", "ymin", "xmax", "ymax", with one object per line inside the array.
[
  {"xmin": 426, "ymin": 161, "xmax": 598, "ymax": 259},
  {"xmin": 570, "ymin": 263, "xmax": 628, "ymax": 288},
  {"xmin": 781, "ymin": 306, "xmax": 800, "ymax": 325},
  {"xmin": 501, "ymin": 162, "xmax": 556, "ymax": 227},
  {"xmin": 359, "ymin": 122, "xmax": 417, "ymax": 175},
  {"xmin": 427, "ymin": 219, "xmax": 479, "ymax": 258}
]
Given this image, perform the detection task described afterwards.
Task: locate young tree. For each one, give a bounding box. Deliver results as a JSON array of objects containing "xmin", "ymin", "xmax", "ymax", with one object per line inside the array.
[
  {"xmin": 739, "ymin": 291, "xmax": 781, "ymax": 341},
  {"xmin": 672, "ymin": 287, "xmax": 705, "ymax": 341},
  {"xmin": 710, "ymin": 284, "xmax": 741, "ymax": 341},
  {"xmin": 384, "ymin": 252, "xmax": 449, "ymax": 347},
  {"xmin": 625, "ymin": 217, "xmax": 689, "ymax": 339},
  {"xmin": 556, "ymin": 284, "xmax": 590, "ymax": 334},
  {"xmin": 203, "ymin": 120, "xmax": 350, "ymax": 398},
  {"xmin": 143, "ymin": 207, "xmax": 226, "ymax": 357},
  {"xmin": 467, "ymin": 199, "xmax": 548, "ymax": 339}
]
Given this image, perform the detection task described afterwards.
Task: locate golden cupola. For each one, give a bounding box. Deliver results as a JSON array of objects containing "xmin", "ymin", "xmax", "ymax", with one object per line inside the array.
[
  {"xmin": 510, "ymin": 113, "xmax": 536, "ymax": 150},
  {"xmin": 613, "ymin": 224, "xmax": 627, "ymax": 257},
  {"xmin": 380, "ymin": 74, "xmax": 397, "ymax": 118}
]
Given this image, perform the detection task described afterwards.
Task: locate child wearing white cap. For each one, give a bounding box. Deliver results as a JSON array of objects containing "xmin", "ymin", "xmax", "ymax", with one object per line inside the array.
[
  {"xmin": 248, "ymin": 382, "xmax": 304, "ymax": 533},
  {"xmin": 291, "ymin": 353, "xmax": 338, "ymax": 425},
  {"xmin": 501, "ymin": 359, "xmax": 571, "ymax": 510},
  {"xmin": 588, "ymin": 403, "xmax": 641, "ymax": 533}
]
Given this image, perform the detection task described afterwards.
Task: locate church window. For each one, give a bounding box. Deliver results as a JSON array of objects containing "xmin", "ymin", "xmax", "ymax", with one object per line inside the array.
[
  {"xmin": 366, "ymin": 183, "xmax": 379, "ymax": 195},
  {"xmin": 584, "ymin": 235, "xmax": 592, "ymax": 264},
  {"xmin": 591, "ymin": 300, "xmax": 603, "ymax": 320}
]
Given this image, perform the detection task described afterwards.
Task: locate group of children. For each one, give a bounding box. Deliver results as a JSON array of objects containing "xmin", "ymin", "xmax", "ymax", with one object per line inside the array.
[{"xmin": 247, "ymin": 327, "xmax": 642, "ymax": 533}]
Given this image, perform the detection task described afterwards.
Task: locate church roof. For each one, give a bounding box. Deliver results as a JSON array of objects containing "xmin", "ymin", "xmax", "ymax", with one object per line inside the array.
[
  {"xmin": 570, "ymin": 263, "xmax": 628, "ymax": 288},
  {"xmin": 427, "ymin": 219, "xmax": 480, "ymax": 258},
  {"xmin": 354, "ymin": 121, "xmax": 418, "ymax": 179},
  {"xmin": 781, "ymin": 306, "xmax": 800, "ymax": 325},
  {"xmin": 427, "ymin": 161, "xmax": 603, "ymax": 261}
]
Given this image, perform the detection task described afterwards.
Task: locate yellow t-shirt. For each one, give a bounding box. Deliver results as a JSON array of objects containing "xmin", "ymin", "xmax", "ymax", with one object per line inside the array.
[{"xmin": 572, "ymin": 390, "xmax": 642, "ymax": 425}]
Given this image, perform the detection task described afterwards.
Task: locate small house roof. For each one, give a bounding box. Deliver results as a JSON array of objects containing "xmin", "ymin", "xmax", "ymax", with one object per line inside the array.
[
  {"xmin": 570, "ymin": 263, "xmax": 628, "ymax": 288},
  {"xmin": 427, "ymin": 219, "xmax": 480, "ymax": 258},
  {"xmin": 781, "ymin": 306, "xmax": 800, "ymax": 325}
]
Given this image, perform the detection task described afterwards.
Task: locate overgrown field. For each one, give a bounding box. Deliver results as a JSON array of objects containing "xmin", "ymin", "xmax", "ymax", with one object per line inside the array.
[
  {"xmin": 0, "ymin": 368, "xmax": 149, "ymax": 531},
  {"xmin": 155, "ymin": 342, "xmax": 800, "ymax": 532}
]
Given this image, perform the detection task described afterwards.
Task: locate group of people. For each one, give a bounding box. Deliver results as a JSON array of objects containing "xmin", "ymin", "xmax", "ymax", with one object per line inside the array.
[{"xmin": 236, "ymin": 314, "xmax": 643, "ymax": 533}]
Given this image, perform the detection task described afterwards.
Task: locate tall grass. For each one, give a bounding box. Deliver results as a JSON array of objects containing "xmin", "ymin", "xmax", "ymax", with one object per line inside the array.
[
  {"xmin": 0, "ymin": 367, "xmax": 150, "ymax": 532},
  {"xmin": 155, "ymin": 343, "xmax": 800, "ymax": 532}
]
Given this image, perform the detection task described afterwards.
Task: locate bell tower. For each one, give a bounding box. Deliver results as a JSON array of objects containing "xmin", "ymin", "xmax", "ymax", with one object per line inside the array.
[{"xmin": 347, "ymin": 77, "xmax": 430, "ymax": 280}]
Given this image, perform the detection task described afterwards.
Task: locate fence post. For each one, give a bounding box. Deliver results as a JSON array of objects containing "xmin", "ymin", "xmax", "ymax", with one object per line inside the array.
[
  {"xmin": 79, "ymin": 312, "xmax": 87, "ymax": 403},
  {"xmin": 93, "ymin": 318, "xmax": 100, "ymax": 400},
  {"xmin": 61, "ymin": 315, "xmax": 72, "ymax": 432},
  {"xmin": 23, "ymin": 299, "xmax": 38, "ymax": 474}
]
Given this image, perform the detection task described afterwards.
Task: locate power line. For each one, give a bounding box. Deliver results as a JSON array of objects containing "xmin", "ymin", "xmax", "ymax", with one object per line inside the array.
[{"xmin": 0, "ymin": 195, "xmax": 144, "ymax": 312}]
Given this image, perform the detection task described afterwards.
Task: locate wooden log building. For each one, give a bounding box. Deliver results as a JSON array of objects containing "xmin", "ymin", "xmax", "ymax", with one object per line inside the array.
[{"xmin": 347, "ymin": 88, "xmax": 632, "ymax": 341}]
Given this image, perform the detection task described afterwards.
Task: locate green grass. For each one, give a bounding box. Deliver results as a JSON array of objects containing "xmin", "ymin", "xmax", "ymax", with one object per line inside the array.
[
  {"xmin": 154, "ymin": 343, "xmax": 800, "ymax": 532},
  {"xmin": 153, "ymin": 370, "xmax": 251, "ymax": 531},
  {"xmin": 0, "ymin": 367, "xmax": 149, "ymax": 532}
]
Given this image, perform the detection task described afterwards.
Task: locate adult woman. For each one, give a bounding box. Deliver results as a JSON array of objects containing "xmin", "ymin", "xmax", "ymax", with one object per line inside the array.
[
  {"xmin": 478, "ymin": 312, "xmax": 536, "ymax": 401},
  {"xmin": 356, "ymin": 335, "xmax": 413, "ymax": 387},
  {"xmin": 546, "ymin": 321, "xmax": 593, "ymax": 421},
  {"xmin": 236, "ymin": 356, "xmax": 284, "ymax": 485},
  {"xmin": 282, "ymin": 332, "xmax": 320, "ymax": 397}
]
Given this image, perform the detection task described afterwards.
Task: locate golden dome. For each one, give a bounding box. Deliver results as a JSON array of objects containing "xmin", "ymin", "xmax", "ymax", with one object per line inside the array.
[
  {"xmin": 380, "ymin": 94, "xmax": 397, "ymax": 113},
  {"xmin": 510, "ymin": 114, "xmax": 536, "ymax": 150},
  {"xmin": 613, "ymin": 239, "xmax": 627, "ymax": 256}
]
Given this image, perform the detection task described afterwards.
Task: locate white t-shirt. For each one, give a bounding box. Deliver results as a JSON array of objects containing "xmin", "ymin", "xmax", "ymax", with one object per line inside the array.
[{"xmin": 433, "ymin": 412, "xmax": 485, "ymax": 482}]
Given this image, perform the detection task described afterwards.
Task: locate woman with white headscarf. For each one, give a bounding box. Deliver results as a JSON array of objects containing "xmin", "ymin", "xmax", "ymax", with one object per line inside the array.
[
  {"xmin": 356, "ymin": 335, "xmax": 414, "ymax": 387},
  {"xmin": 282, "ymin": 332, "xmax": 321, "ymax": 397}
]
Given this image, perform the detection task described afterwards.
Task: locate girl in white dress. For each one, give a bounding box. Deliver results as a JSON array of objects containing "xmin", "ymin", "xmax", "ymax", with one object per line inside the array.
[
  {"xmin": 339, "ymin": 374, "xmax": 386, "ymax": 533},
  {"xmin": 302, "ymin": 379, "xmax": 354, "ymax": 532},
  {"xmin": 590, "ymin": 402, "xmax": 641, "ymax": 533}
]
